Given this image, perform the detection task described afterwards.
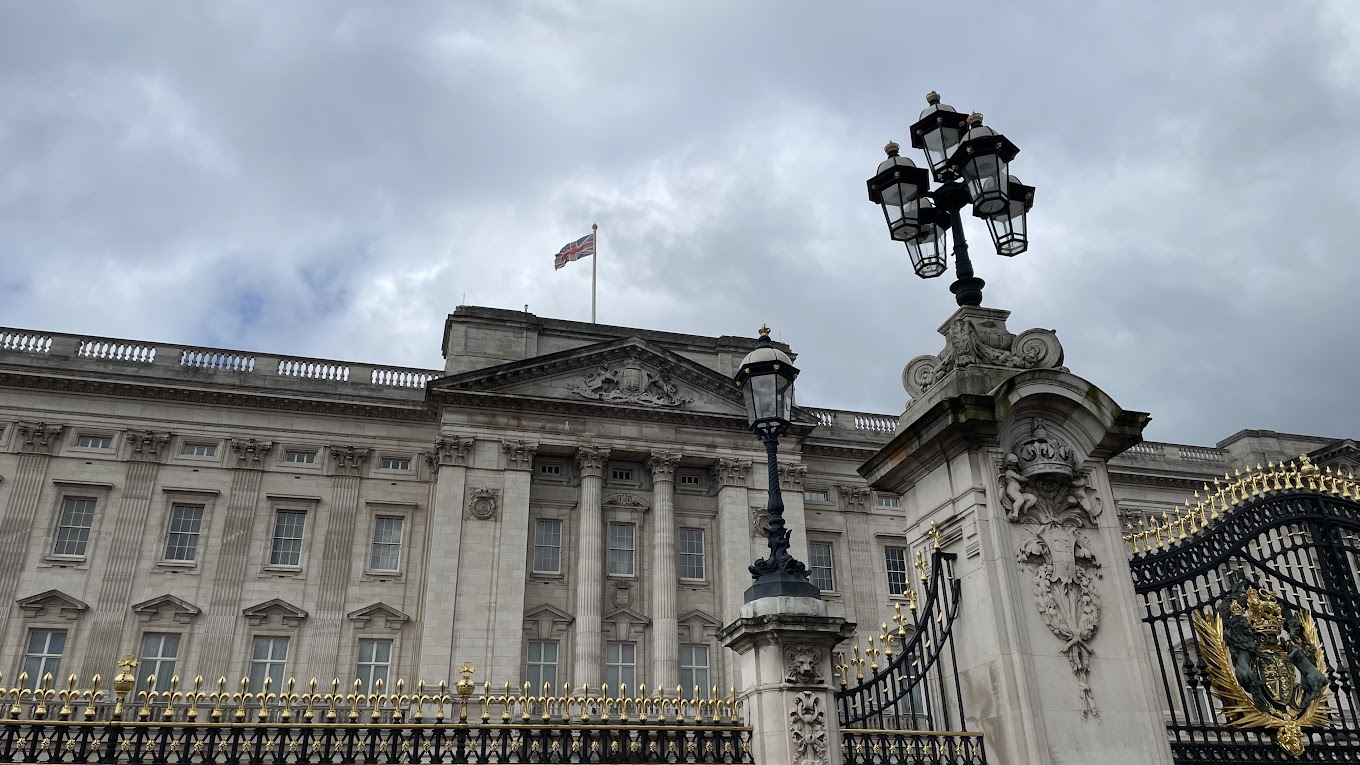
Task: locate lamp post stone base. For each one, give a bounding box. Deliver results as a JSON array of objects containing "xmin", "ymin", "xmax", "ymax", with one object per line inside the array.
[
  {"xmin": 720, "ymin": 596, "xmax": 855, "ymax": 765},
  {"xmin": 744, "ymin": 573, "xmax": 822, "ymax": 602}
]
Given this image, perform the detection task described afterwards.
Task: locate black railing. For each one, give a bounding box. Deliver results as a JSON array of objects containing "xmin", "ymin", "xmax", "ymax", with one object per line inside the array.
[{"xmin": 833, "ymin": 550, "xmax": 985, "ymax": 765}]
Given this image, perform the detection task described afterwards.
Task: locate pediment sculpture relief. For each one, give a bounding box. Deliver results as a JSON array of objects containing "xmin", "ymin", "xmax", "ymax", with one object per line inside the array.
[{"xmin": 568, "ymin": 360, "xmax": 693, "ymax": 407}]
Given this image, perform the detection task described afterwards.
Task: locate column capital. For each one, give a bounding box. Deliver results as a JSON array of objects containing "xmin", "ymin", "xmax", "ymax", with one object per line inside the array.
[
  {"xmin": 229, "ymin": 438, "xmax": 274, "ymax": 470},
  {"xmin": 426, "ymin": 435, "xmax": 474, "ymax": 470},
  {"xmin": 502, "ymin": 439, "xmax": 539, "ymax": 471},
  {"xmin": 575, "ymin": 445, "xmax": 611, "ymax": 478},
  {"xmin": 836, "ymin": 485, "xmax": 871, "ymax": 513},
  {"xmin": 16, "ymin": 422, "xmax": 64, "ymax": 456},
  {"xmin": 126, "ymin": 430, "xmax": 172, "ymax": 463},
  {"xmin": 779, "ymin": 463, "xmax": 807, "ymax": 491},
  {"xmin": 329, "ymin": 445, "xmax": 371, "ymax": 477},
  {"xmin": 710, "ymin": 457, "xmax": 751, "ymax": 488},
  {"xmin": 646, "ymin": 450, "xmax": 682, "ymax": 483}
]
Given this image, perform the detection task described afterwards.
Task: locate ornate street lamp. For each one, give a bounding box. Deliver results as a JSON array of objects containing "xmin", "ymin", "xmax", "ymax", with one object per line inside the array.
[
  {"xmin": 867, "ymin": 91, "xmax": 1035, "ymax": 306},
  {"xmin": 735, "ymin": 324, "xmax": 820, "ymax": 602}
]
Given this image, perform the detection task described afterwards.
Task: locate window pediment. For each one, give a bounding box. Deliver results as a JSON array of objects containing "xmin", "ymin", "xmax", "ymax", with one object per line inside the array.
[
  {"xmin": 523, "ymin": 603, "xmax": 575, "ymax": 639},
  {"xmin": 346, "ymin": 602, "xmax": 410, "ymax": 631},
  {"xmin": 603, "ymin": 605, "xmax": 650, "ymax": 642},
  {"xmin": 242, "ymin": 598, "xmax": 308, "ymax": 627},
  {"xmin": 17, "ymin": 589, "xmax": 88, "ymax": 620},
  {"xmin": 132, "ymin": 594, "xmax": 201, "ymax": 624}
]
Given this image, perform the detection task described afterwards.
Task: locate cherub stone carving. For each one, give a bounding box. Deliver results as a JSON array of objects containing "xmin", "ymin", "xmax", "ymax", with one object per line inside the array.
[{"xmin": 999, "ymin": 453, "xmax": 1037, "ymax": 520}]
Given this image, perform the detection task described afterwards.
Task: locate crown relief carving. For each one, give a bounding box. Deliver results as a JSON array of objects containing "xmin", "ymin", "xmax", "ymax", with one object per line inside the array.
[
  {"xmin": 999, "ymin": 417, "xmax": 1104, "ymax": 720},
  {"xmin": 902, "ymin": 308, "xmax": 1064, "ymax": 405},
  {"xmin": 568, "ymin": 359, "xmax": 693, "ymax": 407},
  {"xmin": 466, "ymin": 487, "xmax": 500, "ymax": 521}
]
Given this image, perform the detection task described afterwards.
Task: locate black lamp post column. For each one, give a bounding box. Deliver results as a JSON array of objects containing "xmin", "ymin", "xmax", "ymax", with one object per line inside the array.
[
  {"xmin": 948, "ymin": 205, "xmax": 984, "ymax": 307},
  {"xmin": 746, "ymin": 429, "xmax": 819, "ymax": 601}
]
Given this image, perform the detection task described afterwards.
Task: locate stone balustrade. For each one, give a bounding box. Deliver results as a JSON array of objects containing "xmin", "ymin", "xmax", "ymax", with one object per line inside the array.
[
  {"xmin": 802, "ymin": 407, "xmax": 899, "ymax": 442},
  {"xmin": 0, "ymin": 326, "xmax": 444, "ymax": 400}
]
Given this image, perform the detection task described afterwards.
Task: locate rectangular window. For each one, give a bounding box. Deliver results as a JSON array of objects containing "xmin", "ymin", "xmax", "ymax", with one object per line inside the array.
[
  {"xmin": 380, "ymin": 457, "xmax": 410, "ymax": 471},
  {"xmin": 876, "ymin": 495, "xmax": 901, "ymax": 508},
  {"xmin": 610, "ymin": 468, "xmax": 634, "ymax": 482},
  {"xmin": 355, "ymin": 638, "xmax": 392, "ymax": 693},
  {"xmin": 284, "ymin": 450, "xmax": 316, "ymax": 464},
  {"xmin": 269, "ymin": 510, "xmax": 306, "ymax": 566},
  {"xmin": 538, "ymin": 463, "xmax": 561, "ymax": 476},
  {"xmin": 138, "ymin": 633, "xmax": 181, "ymax": 692},
  {"xmin": 22, "ymin": 630, "xmax": 66, "ymax": 688},
  {"xmin": 679, "ymin": 644, "xmax": 710, "ymax": 699},
  {"xmin": 898, "ymin": 670, "xmax": 930, "ymax": 720},
  {"xmin": 604, "ymin": 641, "xmax": 636, "ymax": 693},
  {"xmin": 804, "ymin": 490, "xmax": 828, "ymax": 502},
  {"xmin": 885, "ymin": 547, "xmax": 910, "ymax": 596},
  {"xmin": 679, "ymin": 473, "xmax": 701, "ymax": 487},
  {"xmin": 607, "ymin": 523, "xmax": 635, "ymax": 576},
  {"xmin": 370, "ymin": 516, "xmax": 403, "ymax": 571},
  {"xmin": 76, "ymin": 435, "xmax": 112, "ymax": 449},
  {"xmin": 248, "ymin": 636, "xmax": 289, "ymax": 693},
  {"xmin": 164, "ymin": 504, "xmax": 204, "ymax": 561},
  {"xmin": 54, "ymin": 497, "xmax": 97, "ymax": 557},
  {"xmin": 679, "ymin": 528, "xmax": 705, "ymax": 580},
  {"xmin": 533, "ymin": 519, "xmax": 563, "ymax": 573},
  {"xmin": 809, "ymin": 542, "xmax": 835, "ymax": 591},
  {"xmin": 525, "ymin": 640, "xmax": 559, "ymax": 693},
  {"xmin": 181, "ymin": 443, "xmax": 216, "ymax": 457}
]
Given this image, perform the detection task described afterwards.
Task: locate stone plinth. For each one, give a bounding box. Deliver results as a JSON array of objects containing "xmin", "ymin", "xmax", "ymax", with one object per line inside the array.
[{"xmin": 720, "ymin": 596, "xmax": 855, "ymax": 765}]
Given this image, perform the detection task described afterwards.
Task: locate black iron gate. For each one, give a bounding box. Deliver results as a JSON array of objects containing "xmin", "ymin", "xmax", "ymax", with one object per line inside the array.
[{"xmin": 1127, "ymin": 458, "xmax": 1360, "ymax": 762}]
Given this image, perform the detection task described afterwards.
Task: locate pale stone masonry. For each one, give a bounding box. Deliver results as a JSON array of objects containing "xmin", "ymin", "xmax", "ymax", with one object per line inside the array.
[{"xmin": 0, "ymin": 308, "xmax": 1353, "ymax": 694}]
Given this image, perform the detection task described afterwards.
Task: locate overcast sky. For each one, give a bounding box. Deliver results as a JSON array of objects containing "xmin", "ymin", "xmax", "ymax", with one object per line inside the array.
[{"xmin": 1, "ymin": 2, "xmax": 1357, "ymax": 446}]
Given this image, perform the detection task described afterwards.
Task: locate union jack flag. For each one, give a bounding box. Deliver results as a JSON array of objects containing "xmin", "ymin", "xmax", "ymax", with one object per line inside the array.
[{"xmin": 553, "ymin": 232, "xmax": 596, "ymax": 270}]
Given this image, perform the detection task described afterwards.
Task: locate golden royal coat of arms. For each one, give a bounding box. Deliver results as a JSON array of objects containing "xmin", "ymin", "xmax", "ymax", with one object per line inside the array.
[{"xmin": 1191, "ymin": 572, "xmax": 1332, "ymax": 755}]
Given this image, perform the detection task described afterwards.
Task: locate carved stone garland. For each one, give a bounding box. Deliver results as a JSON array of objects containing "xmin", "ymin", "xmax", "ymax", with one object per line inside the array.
[
  {"xmin": 789, "ymin": 691, "xmax": 828, "ymax": 765},
  {"xmin": 999, "ymin": 419, "xmax": 1103, "ymax": 719}
]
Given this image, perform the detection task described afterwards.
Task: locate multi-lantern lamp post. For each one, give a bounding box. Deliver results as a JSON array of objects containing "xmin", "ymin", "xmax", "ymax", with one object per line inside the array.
[
  {"xmin": 733, "ymin": 92, "xmax": 1034, "ymax": 601},
  {"xmin": 867, "ymin": 91, "xmax": 1034, "ymax": 307}
]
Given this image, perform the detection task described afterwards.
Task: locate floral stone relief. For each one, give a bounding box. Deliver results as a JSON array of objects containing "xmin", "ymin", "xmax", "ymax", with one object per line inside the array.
[{"xmin": 903, "ymin": 307, "xmax": 1064, "ymax": 402}]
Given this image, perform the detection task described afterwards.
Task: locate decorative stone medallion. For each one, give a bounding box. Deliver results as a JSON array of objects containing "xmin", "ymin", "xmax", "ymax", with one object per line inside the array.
[{"xmin": 467, "ymin": 487, "xmax": 500, "ymax": 521}]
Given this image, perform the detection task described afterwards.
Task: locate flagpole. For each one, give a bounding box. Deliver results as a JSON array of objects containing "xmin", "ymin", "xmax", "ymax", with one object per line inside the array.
[{"xmin": 591, "ymin": 222, "xmax": 598, "ymax": 324}]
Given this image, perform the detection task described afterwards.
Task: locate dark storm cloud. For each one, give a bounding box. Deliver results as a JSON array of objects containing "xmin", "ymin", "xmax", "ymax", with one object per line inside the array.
[{"xmin": 0, "ymin": 1, "xmax": 1355, "ymax": 445}]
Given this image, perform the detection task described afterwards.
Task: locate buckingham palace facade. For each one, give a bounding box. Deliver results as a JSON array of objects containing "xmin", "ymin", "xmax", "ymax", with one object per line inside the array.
[{"xmin": 0, "ymin": 305, "xmax": 1354, "ymax": 698}]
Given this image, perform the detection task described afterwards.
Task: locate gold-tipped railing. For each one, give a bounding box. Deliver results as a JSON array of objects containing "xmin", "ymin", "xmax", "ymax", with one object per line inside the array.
[{"xmin": 1124, "ymin": 455, "xmax": 1358, "ymax": 556}]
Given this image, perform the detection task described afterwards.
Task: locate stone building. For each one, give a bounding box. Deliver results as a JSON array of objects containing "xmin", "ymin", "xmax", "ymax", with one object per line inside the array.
[{"xmin": 0, "ymin": 305, "xmax": 1352, "ymax": 697}]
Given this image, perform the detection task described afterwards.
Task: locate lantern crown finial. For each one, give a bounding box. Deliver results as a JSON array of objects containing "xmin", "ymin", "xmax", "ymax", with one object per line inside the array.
[
  {"xmin": 884, "ymin": 141, "xmax": 900, "ymax": 156},
  {"xmin": 758, "ymin": 323, "xmax": 771, "ymax": 338},
  {"xmin": 926, "ymin": 90, "xmax": 940, "ymax": 105},
  {"xmin": 967, "ymin": 112, "xmax": 984, "ymax": 126}
]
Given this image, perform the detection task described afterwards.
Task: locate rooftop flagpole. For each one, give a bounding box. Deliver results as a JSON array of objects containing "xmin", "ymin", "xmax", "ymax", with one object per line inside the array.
[{"xmin": 591, "ymin": 222, "xmax": 598, "ymax": 324}]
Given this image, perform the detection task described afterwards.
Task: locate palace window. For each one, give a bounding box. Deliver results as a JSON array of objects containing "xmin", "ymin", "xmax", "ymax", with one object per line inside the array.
[
  {"xmin": 370, "ymin": 517, "xmax": 403, "ymax": 571},
  {"xmin": 526, "ymin": 640, "xmax": 559, "ymax": 693},
  {"xmin": 884, "ymin": 546, "xmax": 910, "ymax": 596},
  {"xmin": 533, "ymin": 520, "xmax": 562, "ymax": 573},
  {"xmin": 54, "ymin": 497, "xmax": 97, "ymax": 557},
  {"xmin": 22, "ymin": 630, "xmax": 66, "ymax": 689},
  {"xmin": 604, "ymin": 642, "xmax": 636, "ymax": 693},
  {"xmin": 284, "ymin": 450, "xmax": 316, "ymax": 464},
  {"xmin": 181, "ymin": 443, "xmax": 216, "ymax": 457},
  {"xmin": 607, "ymin": 523, "xmax": 635, "ymax": 576},
  {"xmin": 611, "ymin": 467, "xmax": 634, "ymax": 482},
  {"xmin": 76, "ymin": 435, "xmax": 111, "ymax": 449},
  {"xmin": 355, "ymin": 639, "xmax": 392, "ymax": 694},
  {"xmin": 269, "ymin": 511, "xmax": 306, "ymax": 567},
  {"xmin": 809, "ymin": 542, "xmax": 835, "ymax": 591},
  {"xmin": 679, "ymin": 528, "xmax": 705, "ymax": 580},
  {"xmin": 679, "ymin": 473, "xmax": 702, "ymax": 487},
  {"xmin": 164, "ymin": 504, "xmax": 204, "ymax": 562},
  {"xmin": 248, "ymin": 637, "xmax": 289, "ymax": 693},
  {"xmin": 138, "ymin": 633, "xmax": 181, "ymax": 692},
  {"xmin": 379, "ymin": 457, "xmax": 411, "ymax": 471},
  {"xmin": 538, "ymin": 463, "xmax": 562, "ymax": 476},
  {"xmin": 680, "ymin": 644, "xmax": 710, "ymax": 699},
  {"xmin": 804, "ymin": 490, "xmax": 828, "ymax": 502},
  {"xmin": 876, "ymin": 495, "xmax": 901, "ymax": 508}
]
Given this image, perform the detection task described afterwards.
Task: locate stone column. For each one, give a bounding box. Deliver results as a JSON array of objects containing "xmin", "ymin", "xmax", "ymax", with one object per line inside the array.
[
  {"xmin": 416, "ymin": 436, "xmax": 473, "ymax": 682},
  {"xmin": 490, "ymin": 439, "xmax": 536, "ymax": 684},
  {"xmin": 647, "ymin": 450, "xmax": 681, "ymax": 692},
  {"xmin": 0, "ymin": 423, "xmax": 63, "ymax": 662},
  {"xmin": 572, "ymin": 445, "xmax": 611, "ymax": 687},
  {"xmin": 719, "ymin": 596, "xmax": 854, "ymax": 765},
  {"xmin": 711, "ymin": 457, "xmax": 752, "ymax": 686},
  {"xmin": 84, "ymin": 431, "xmax": 172, "ymax": 676},
  {"xmin": 305, "ymin": 445, "xmax": 370, "ymax": 681},
  {"xmin": 199, "ymin": 438, "xmax": 273, "ymax": 682}
]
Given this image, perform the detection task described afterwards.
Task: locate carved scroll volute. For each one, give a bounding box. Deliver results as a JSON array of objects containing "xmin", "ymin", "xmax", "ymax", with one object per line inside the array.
[{"xmin": 1000, "ymin": 417, "xmax": 1104, "ymax": 720}]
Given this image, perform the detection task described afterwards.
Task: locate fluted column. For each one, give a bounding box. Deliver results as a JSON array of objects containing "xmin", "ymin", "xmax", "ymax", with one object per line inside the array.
[
  {"xmin": 647, "ymin": 450, "xmax": 682, "ymax": 692},
  {"xmin": 712, "ymin": 457, "xmax": 752, "ymax": 687},
  {"xmin": 0, "ymin": 423, "xmax": 64, "ymax": 652},
  {"xmin": 572, "ymin": 446, "xmax": 611, "ymax": 688}
]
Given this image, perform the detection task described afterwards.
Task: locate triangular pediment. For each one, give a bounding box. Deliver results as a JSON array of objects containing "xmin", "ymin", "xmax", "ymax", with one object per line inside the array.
[
  {"xmin": 432, "ymin": 337, "xmax": 748, "ymax": 417},
  {"xmin": 17, "ymin": 589, "xmax": 87, "ymax": 619},
  {"xmin": 347, "ymin": 602, "xmax": 410, "ymax": 630},
  {"xmin": 132, "ymin": 594, "xmax": 201, "ymax": 624},
  {"xmin": 243, "ymin": 598, "xmax": 308, "ymax": 626},
  {"xmin": 603, "ymin": 605, "xmax": 652, "ymax": 626},
  {"xmin": 677, "ymin": 609, "xmax": 721, "ymax": 628},
  {"xmin": 1310, "ymin": 440, "xmax": 1360, "ymax": 474}
]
